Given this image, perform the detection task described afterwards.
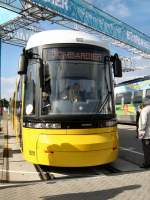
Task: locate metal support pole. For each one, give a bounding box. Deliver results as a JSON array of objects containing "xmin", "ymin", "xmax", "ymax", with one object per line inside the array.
[
  {"xmin": 0, "ymin": 38, "xmax": 2, "ymax": 131},
  {"xmin": 0, "ymin": 38, "xmax": 1, "ymax": 100}
]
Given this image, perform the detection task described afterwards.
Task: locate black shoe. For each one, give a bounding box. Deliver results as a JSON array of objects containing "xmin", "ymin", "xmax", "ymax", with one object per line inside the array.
[{"xmin": 140, "ymin": 164, "xmax": 150, "ymax": 169}]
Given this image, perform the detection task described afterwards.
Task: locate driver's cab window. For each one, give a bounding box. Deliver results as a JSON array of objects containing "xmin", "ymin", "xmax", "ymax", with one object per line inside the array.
[
  {"xmin": 41, "ymin": 63, "xmax": 51, "ymax": 115},
  {"xmin": 24, "ymin": 61, "xmax": 36, "ymax": 115}
]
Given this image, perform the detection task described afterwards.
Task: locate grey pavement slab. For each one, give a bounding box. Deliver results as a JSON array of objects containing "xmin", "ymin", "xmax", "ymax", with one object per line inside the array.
[
  {"xmin": 1, "ymin": 119, "xmax": 40, "ymax": 183},
  {"xmin": 0, "ymin": 170, "xmax": 150, "ymax": 200},
  {"xmin": 9, "ymin": 125, "xmax": 41, "ymax": 182},
  {"xmin": 0, "ymin": 119, "xmax": 6, "ymax": 181},
  {"xmin": 111, "ymin": 158, "xmax": 141, "ymax": 171},
  {"xmin": 118, "ymin": 124, "xmax": 144, "ymax": 165}
]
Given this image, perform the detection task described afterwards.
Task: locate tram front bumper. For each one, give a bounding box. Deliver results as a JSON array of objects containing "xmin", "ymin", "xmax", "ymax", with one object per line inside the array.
[{"xmin": 36, "ymin": 129, "xmax": 118, "ymax": 167}]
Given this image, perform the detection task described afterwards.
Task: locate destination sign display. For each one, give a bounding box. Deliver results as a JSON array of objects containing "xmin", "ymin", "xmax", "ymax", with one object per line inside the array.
[{"xmin": 44, "ymin": 48, "xmax": 106, "ymax": 62}]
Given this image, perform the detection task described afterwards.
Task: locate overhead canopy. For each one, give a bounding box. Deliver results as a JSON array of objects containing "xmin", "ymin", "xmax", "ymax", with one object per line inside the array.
[
  {"xmin": 0, "ymin": 7, "xmax": 19, "ymax": 25},
  {"xmin": 32, "ymin": 0, "xmax": 150, "ymax": 55}
]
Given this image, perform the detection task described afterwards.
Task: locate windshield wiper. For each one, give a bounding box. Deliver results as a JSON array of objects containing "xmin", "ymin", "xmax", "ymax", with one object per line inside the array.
[
  {"xmin": 97, "ymin": 91, "xmax": 112, "ymax": 113},
  {"xmin": 96, "ymin": 58, "xmax": 112, "ymax": 114}
]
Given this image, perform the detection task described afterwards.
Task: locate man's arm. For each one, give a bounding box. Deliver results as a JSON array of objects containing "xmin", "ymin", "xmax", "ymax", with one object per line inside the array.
[{"xmin": 138, "ymin": 109, "xmax": 147, "ymax": 139}]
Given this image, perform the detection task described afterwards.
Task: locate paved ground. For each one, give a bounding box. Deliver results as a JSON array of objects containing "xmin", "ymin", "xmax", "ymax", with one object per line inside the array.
[
  {"xmin": 0, "ymin": 118, "xmax": 6, "ymax": 181},
  {"xmin": 118, "ymin": 124, "xmax": 144, "ymax": 165},
  {"xmin": 0, "ymin": 132, "xmax": 4, "ymax": 180},
  {"xmin": 1, "ymin": 170, "xmax": 150, "ymax": 200},
  {"xmin": 1, "ymin": 119, "xmax": 40, "ymax": 183}
]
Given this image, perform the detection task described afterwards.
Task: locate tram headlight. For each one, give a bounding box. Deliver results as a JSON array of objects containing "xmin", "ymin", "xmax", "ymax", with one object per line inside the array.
[
  {"xmin": 24, "ymin": 122, "xmax": 61, "ymax": 129},
  {"xmin": 45, "ymin": 123, "xmax": 61, "ymax": 129},
  {"xmin": 34, "ymin": 123, "xmax": 44, "ymax": 128},
  {"xmin": 105, "ymin": 120, "xmax": 117, "ymax": 127}
]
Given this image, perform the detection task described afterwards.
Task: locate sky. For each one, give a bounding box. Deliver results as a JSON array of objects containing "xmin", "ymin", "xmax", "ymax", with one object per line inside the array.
[{"xmin": 1, "ymin": 0, "xmax": 150, "ymax": 99}]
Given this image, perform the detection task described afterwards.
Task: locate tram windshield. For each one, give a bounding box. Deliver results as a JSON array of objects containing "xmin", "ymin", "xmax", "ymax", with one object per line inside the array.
[{"xmin": 41, "ymin": 47, "xmax": 113, "ymax": 115}]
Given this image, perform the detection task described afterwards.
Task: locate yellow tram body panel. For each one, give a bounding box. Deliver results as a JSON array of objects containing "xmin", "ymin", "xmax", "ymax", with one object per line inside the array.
[{"xmin": 22, "ymin": 126, "xmax": 118, "ymax": 167}]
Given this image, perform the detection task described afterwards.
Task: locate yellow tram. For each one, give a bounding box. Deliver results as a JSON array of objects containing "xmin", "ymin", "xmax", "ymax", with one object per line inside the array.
[{"xmin": 13, "ymin": 30, "xmax": 122, "ymax": 167}]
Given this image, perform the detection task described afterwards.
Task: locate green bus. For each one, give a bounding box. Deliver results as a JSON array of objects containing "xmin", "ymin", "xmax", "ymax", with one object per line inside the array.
[{"xmin": 115, "ymin": 76, "xmax": 150, "ymax": 124}]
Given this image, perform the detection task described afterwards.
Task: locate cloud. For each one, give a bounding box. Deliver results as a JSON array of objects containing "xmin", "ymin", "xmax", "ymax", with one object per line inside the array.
[
  {"xmin": 85, "ymin": 0, "xmax": 131, "ymax": 19},
  {"xmin": 1, "ymin": 76, "xmax": 17, "ymax": 100},
  {"xmin": 104, "ymin": 0, "xmax": 131, "ymax": 18},
  {"xmin": 86, "ymin": 0, "xmax": 131, "ymax": 18}
]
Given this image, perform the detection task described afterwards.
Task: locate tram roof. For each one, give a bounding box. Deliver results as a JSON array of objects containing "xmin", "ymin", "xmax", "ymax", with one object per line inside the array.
[
  {"xmin": 116, "ymin": 76, "xmax": 150, "ymax": 86},
  {"xmin": 26, "ymin": 30, "xmax": 109, "ymax": 50}
]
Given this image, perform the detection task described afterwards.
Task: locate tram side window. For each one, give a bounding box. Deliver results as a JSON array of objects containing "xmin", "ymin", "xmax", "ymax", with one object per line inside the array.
[
  {"xmin": 145, "ymin": 89, "xmax": 150, "ymax": 100},
  {"xmin": 115, "ymin": 94, "xmax": 123, "ymax": 105},
  {"xmin": 16, "ymin": 81, "xmax": 22, "ymax": 117},
  {"xmin": 41, "ymin": 63, "xmax": 51, "ymax": 115},
  {"xmin": 123, "ymin": 92, "xmax": 132, "ymax": 104},
  {"xmin": 24, "ymin": 62, "xmax": 36, "ymax": 115},
  {"xmin": 133, "ymin": 90, "xmax": 143, "ymax": 104}
]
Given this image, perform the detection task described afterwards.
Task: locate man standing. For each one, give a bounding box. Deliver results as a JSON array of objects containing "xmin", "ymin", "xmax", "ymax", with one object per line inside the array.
[
  {"xmin": 138, "ymin": 99, "xmax": 150, "ymax": 168},
  {"xmin": 136, "ymin": 104, "xmax": 144, "ymax": 138}
]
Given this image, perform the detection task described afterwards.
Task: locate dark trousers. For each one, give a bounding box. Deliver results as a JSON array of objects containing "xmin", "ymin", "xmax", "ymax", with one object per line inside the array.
[
  {"xmin": 136, "ymin": 111, "xmax": 140, "ymax": 138},
  {"xmin": 142, "ymin": 139, "xmax": 150, "ymax": 166}
]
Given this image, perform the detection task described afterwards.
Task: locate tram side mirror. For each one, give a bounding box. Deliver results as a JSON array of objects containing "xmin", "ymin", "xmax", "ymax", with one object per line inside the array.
[
  {"xmin": 18, "ymin": 54, "xmax": 27, "ymax": 75},
  {"xmin": 18, "ymin": 49, "xmax": 34, "ymax": 75},
  {"xmin": 111, "ymin": 54, "xmax": 122, "ymax": 77},
  {"xmin": 18, "ymin": 49, "xmax": 29, "ymax": 75}
]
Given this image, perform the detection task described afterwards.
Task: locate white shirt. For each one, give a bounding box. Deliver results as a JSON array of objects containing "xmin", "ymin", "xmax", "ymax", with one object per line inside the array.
[{"xmin": 138, "ymin": 105, "xmax": 150, "ymax": 139}]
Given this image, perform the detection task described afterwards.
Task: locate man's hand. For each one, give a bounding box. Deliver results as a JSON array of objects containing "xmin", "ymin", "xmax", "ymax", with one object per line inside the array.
[{"xmin": 138, "ymin": 134, "xmax": 144, "ymax": 139}]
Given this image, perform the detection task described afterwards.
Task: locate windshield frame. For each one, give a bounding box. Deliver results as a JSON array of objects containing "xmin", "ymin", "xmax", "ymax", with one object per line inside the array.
[{"xmin": 39, "ymin": 44, "xmax": 114, "ymax": 116}]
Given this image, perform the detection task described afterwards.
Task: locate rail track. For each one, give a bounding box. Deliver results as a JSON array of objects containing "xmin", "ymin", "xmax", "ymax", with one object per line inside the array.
[
  {"xmin": 34, "ymin": 163, "xmax": 120, "ymax": 182},
  {"xmin": 34, "ymin": 165, "xmax": 55, "ymax": 181}
]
